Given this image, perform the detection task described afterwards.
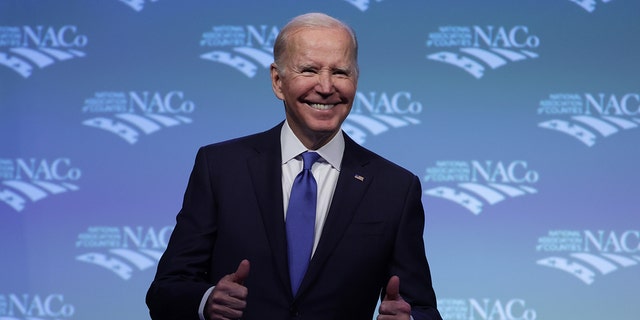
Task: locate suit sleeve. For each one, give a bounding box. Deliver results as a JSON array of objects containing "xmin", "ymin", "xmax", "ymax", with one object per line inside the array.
[
  {"xmin": 388, "ymin": 175, "xmax": 443, "ymax": 320},
  {"xmin": 146, "ymin": 147, "xmax": 218, "ymax": 320}
]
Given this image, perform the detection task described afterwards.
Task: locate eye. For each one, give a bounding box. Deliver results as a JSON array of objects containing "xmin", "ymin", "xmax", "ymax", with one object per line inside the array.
[
  {"xmin": 300, "ymin": 67, "xmax": 316, "ymax": 75},
  {"xmin": 333, "ymin": 69, "xmax": 350, "ymax": 77}
]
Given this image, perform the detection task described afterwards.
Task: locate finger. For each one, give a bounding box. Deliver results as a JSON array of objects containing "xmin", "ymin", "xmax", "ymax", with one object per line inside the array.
[
  {"xmin": 384, "ymin": 275, "xmax": 401, "ymax": 301},
  {"xmin": 232, "ymin": 259, "xmax": 250, "ymax": 284},
  {"xmin": 207, "ymin": 302, "xmax": 244, "ymax": 320}
]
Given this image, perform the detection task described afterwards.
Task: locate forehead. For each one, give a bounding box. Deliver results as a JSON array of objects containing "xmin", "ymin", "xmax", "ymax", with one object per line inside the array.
[{"xmin": 287, "ymin": 27, "xmax": 354, "ymax": 62}]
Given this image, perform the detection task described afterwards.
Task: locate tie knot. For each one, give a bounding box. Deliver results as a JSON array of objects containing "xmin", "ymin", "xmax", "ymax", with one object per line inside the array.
[{"xmin": 301, "ymin": 152, "xmax": 321, "ymax": 170}]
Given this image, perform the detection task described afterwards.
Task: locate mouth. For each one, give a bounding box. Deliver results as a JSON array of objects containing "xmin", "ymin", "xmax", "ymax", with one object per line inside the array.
[{"xmin": 308, "ymin": 103, "xmax": 336, "ymax": 110}]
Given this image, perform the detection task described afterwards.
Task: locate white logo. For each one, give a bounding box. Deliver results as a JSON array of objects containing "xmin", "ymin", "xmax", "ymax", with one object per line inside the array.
[
  {"xmin": 343, "ymin": 0, "xmax": 384, "ymax": 11},
  {"xmin": 569, "ymin": 0, "xmax": 613, "ymax": 12},
  {"xmin": 438, "ymin": 298, "xmax": 537, "ymax": 320},
  {"xmin": 119, "ymin": 0, "xmax": 159, "ymax": 12},
  {"xmin": 75, "ymin": 226, "xmax": 172, "ymax": 280},
  {"xmin": 81, "ymin": 91, "xmax": 195, "ymax": 144},
  {"xmin": 536, "ymin": 230, "xmax": 640, "ymax": 284},
  {"xmin": 423, "ymin": 161, "xmax": 539, "ymax": 215},
  {"xmin": 426, "ymin": 26, "xmax": 540, "ymax": 79},
  {"xmin": 0, "ymin": 26, "xmax": 88, "ymax": 78},
  {"xmin": 199, "ymin": 25, "xmax": 277, "ymax": 78},
  {"xmin": 0, "ymin": 294, "xmax": 75, "ymax": 319},
  {"xmin": 0, "ymin": 158, "xmax": 81, "ymax": 212},
  {"xmin": 537, "ymin": 93, "xmax": 640, "ymax": 147},
  {"xmin": 343, "ymin": 91, "xmax": 424, "ymax": 144}
]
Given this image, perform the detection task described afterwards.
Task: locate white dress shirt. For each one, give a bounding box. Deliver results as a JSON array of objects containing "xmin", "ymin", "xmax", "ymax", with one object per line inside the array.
[{"xmin": 280, "ymin": 120, "xmax": 343, "ymax": 255}]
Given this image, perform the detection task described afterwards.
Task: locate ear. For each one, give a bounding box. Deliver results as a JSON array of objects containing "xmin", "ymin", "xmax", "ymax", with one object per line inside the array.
[{"xmin": 270, "ymin": 63, "xmax": 284, "ymax": 100}]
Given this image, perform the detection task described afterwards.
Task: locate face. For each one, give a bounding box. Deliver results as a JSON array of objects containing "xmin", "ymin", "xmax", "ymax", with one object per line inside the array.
[{"xmin": 271, "ymin": 27, "xmax": 358, "ymax": 149}]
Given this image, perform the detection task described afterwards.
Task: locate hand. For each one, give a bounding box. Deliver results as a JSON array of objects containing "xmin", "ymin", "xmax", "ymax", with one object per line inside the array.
[
  {"xmin": 377, "ymin": 275, "xmax": 411, "ymax": 320},
  {"xmin": 205, "ymin": 259, "xmax": 250, "ymax": 320}
]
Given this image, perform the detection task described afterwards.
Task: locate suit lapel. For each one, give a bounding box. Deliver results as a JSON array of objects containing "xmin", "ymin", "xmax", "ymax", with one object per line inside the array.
[
  {"xmin": 246, "ymin": 124, "xmax": 292, "ymax": 295},
  {"xmin": 298, "ymin": 134, "xmax": 373, "ymax": 296}
]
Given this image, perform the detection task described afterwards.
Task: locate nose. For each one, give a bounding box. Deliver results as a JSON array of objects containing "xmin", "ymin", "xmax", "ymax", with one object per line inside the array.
[{"xmin": 316, "ymin": 71, "xmax": 334, "ymax": 95}]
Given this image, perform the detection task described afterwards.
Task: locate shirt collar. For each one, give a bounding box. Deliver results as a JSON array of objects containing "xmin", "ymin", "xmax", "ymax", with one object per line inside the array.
[{"xmin": 281, "ymin": 120, "xmax": 344, "ymax": 171}]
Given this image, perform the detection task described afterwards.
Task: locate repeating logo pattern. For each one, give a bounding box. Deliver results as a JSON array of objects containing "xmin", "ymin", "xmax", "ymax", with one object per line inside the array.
[
  {"xmin": 81, "ymin": 91, "xmax": 195, "ymax": 144},
  {"xmin": 343, "ymin": 0, "xmax": 384, "ymax": 11},
  {"xmin": 343, "ymin": 91, "xmax": 423, "ymax": 144},
  {"xmin": 199, "ymin": 25, "xmax": 278, "ymax": 78},
  {"xmin": 0, "ymin": 26, "xmax": 88, "ymax": 78},
  {"xmin": 75, "ymin": 226, "xmax": 172, "ymax": 280},
  {"xmin": 0, "ymin": 158, "xmax": 81, "ymax": 213},
  {"xmin": 119, "ymin": 0, "xmax": 159, "ymax": 12},
  {"xmin": 423, "ymin": 161, "xmax": 539, "ymax": 215},
  {"xmin": 536, "ymin": 230, "xmax": 640, "ymax": 284},
  {"xmin": 425, "ymin": 25, "xmax": 540, "ymax": 79},
  {"xmin": 438, "ymin": 298, "xmax": 537, "ymax": 320},
  {"xmin": 570, "ymin": 0, "xmax": 613, "ymax": 12},
  {"xmin": 537, "ymin": 93, "xmax": 640, "ymax": 147},
  {"xmin": 0, "ymin": 294, "xmax": 75, "ymax": 319}
]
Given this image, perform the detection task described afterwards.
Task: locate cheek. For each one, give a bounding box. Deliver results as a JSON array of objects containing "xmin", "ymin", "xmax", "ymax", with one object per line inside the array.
[
  {"xmin": 284, "ymin": 82, "xmax": 312, "ymax": 99},
  {"xmin": 335, "ymin": 80, "xmax": 357, "ymax": 95}
]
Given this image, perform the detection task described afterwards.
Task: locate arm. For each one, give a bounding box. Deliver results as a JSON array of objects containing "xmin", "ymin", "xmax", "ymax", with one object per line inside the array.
[
  {"xmin": 380, "ymin": 175, "xmax": 442, "ymax": 320},
  {"xmin": 146, "ymin": 147, "xmax": 220, "ymax": 319}
]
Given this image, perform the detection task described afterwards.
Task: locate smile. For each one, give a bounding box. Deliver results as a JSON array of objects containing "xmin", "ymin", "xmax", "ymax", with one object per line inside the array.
[{"xmin": 308, "ymin": 103, "xmax": 335, "ymax": 110}]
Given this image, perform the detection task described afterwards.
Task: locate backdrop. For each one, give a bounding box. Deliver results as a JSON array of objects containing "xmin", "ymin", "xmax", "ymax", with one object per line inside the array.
[{"xmin": 1, "ymin": 1, "xmax": 639, "ymax": 319}]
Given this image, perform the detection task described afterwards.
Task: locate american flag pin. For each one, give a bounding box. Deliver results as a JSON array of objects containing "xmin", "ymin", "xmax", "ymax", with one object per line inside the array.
[{"xmin": 354, "ymin": 174, "xmax": 365, "ymax": 182}]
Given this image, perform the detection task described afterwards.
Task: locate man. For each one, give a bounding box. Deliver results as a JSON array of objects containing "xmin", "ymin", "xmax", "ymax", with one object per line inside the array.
[{"xmin": 146, "ymin": 12, "xmax": 441, "ymax": 320}]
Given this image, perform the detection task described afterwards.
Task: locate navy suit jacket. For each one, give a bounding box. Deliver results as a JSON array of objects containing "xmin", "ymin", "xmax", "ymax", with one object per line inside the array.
[{"xmin": 146, "ymin": 123, "xmax": 441, "ymax": 320}]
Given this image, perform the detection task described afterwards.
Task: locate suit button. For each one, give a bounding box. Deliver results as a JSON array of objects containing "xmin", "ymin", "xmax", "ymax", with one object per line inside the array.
[{"xmin": 289, "ymin": 306, "xmax": 300, "ymax": 317}]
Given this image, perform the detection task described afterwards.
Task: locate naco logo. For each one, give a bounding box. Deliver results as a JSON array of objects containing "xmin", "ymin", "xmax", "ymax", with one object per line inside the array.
[
  {"xmin": 438, "ymin": 298, "xmax": 537, "ymax": 320},
  {"xmin": 569, "ymin": 0, "xmax": 613, "ymax": 13},
  {"xmin": 75, "ymin": 226, "xmax": 172, "ymax": 280},
  {"xmin": 119, "ymin": 0, "xmax": 159, "ymax": 12},
  {"xmin": 0, "ymin": 158, "xmax": 81, "ymax": 213},
  {"xmin": 0, "ymin": 25, "xmax": 88, "ymax": 78},
  {"xmin": 342, "ymin": 91, "xmax": 424, "ymax": 144},
  {"xmin": 81, "ymin": 91, "xmax": 195, "ymax": 144},
  {"xmin": 537, "ymin": 93, "xmax": 640, "ymax": 147},
  {"xmin": 0, "ymin": 294, "xmax": 75, "ymax": 319},
  {"xmin": 199, "ymin": 25, "xmax": 278, "ymax": 78},
  {"xmin": 343, "ymin": 0, "xmax": 384, "ymax": 12},
  {"xmin": 423, "ymin": 161, "xmax": 538, "ymax": 215},
  {"xmin": 536, "ymin": 230, "xmax": 640, "ymax": 285},
  {"xmin": 426, "ymin": 25, "xmax": 540, "ymax": 79}
]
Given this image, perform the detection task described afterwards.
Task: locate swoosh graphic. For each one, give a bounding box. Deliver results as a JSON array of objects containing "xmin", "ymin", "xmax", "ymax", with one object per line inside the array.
[
  {"xmin": 572, "ymin": 115, "xmax": 618, "ymax": 136},
  {"xmin": 458, "ymin": 182, "xmax": 505, "ymax": 205},
  {"xmin": 538, "ymin": 119, "xmax": 596, "ymax": 147},
  {"xmin": 233, "ymin": 47, "xmax": 273, "ymax": 68},
  {"xmin": 602, "ymin": 116, "xmax": 638, "ymax": 129},
  {"xmin": 2, "ymin": 180, "xmax": 47, "ymax": 201},
  {"xmin": 460, "ymin": 48, "xmax": 507, "ymax": 69},
  {"xmin": 571, "ymin": 253, "xmax": 617, "ymax": 274},
  {"xmin": 10, "ymin": 47, "xmax": 55, "ymax": 68}
]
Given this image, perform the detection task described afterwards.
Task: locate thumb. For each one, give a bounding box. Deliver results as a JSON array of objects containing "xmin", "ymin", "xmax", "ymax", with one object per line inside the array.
[
  {"xmin": 232, "ymin": 259, "xmax": 250, "ymax": 284},
  {"xmin": 384, "ymin": 275, "xmax": 401, "ymax": 301}
]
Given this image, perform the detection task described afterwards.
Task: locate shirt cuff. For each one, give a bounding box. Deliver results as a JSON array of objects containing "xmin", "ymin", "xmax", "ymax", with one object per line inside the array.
[{"xmin": 198, "ymin": 286, "xmax": 215, "ymax": 320}]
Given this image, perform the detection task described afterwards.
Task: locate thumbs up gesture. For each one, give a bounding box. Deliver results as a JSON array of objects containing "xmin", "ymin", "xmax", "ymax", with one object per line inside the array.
[
  {"xmin": 377, "ymin": 275, "xmax": 411, "ymax": 320},
  {"xmin": 205, "ymin": 259, "xmax": 250, "ymax": 320}
]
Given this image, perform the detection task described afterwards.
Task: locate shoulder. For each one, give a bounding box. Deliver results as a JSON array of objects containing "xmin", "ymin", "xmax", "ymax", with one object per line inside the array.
[{"xmin": 198, "ymin": 123, "xmax": 282, "ymax": 157}]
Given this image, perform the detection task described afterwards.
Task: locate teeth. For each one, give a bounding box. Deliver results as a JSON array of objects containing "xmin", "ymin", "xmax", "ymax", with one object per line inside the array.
[{"xmin": 309, "ymin": 103, "xmax": 335, "ymax": 110}]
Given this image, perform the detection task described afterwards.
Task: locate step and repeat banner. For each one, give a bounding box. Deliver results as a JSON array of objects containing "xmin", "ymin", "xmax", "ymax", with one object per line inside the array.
[{"xmin": 1, "ymin": 1, "xmax": 639, "ymax": 319}]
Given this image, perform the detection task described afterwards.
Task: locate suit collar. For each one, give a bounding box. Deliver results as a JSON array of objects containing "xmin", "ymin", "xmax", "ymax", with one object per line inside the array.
[{"xmin": 246, "ymin": 123, "xmax": 293, "ymax": 296}]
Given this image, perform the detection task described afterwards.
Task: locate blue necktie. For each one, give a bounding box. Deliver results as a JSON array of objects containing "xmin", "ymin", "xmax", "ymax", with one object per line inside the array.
[{"xmin": 286, "ymin": 151, "xmax": 321, "ymax": 296}]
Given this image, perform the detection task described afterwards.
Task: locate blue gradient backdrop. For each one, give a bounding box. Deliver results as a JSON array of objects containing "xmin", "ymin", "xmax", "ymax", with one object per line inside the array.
[{"xmin": 1, "ymin": 1, "xmax": 639, "ymax": 319}]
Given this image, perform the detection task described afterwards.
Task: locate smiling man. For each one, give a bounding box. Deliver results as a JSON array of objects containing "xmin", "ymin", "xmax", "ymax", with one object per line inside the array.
[{"xmin": 146, "ymin": 12, "xmax": 441, "ymax": 320}]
